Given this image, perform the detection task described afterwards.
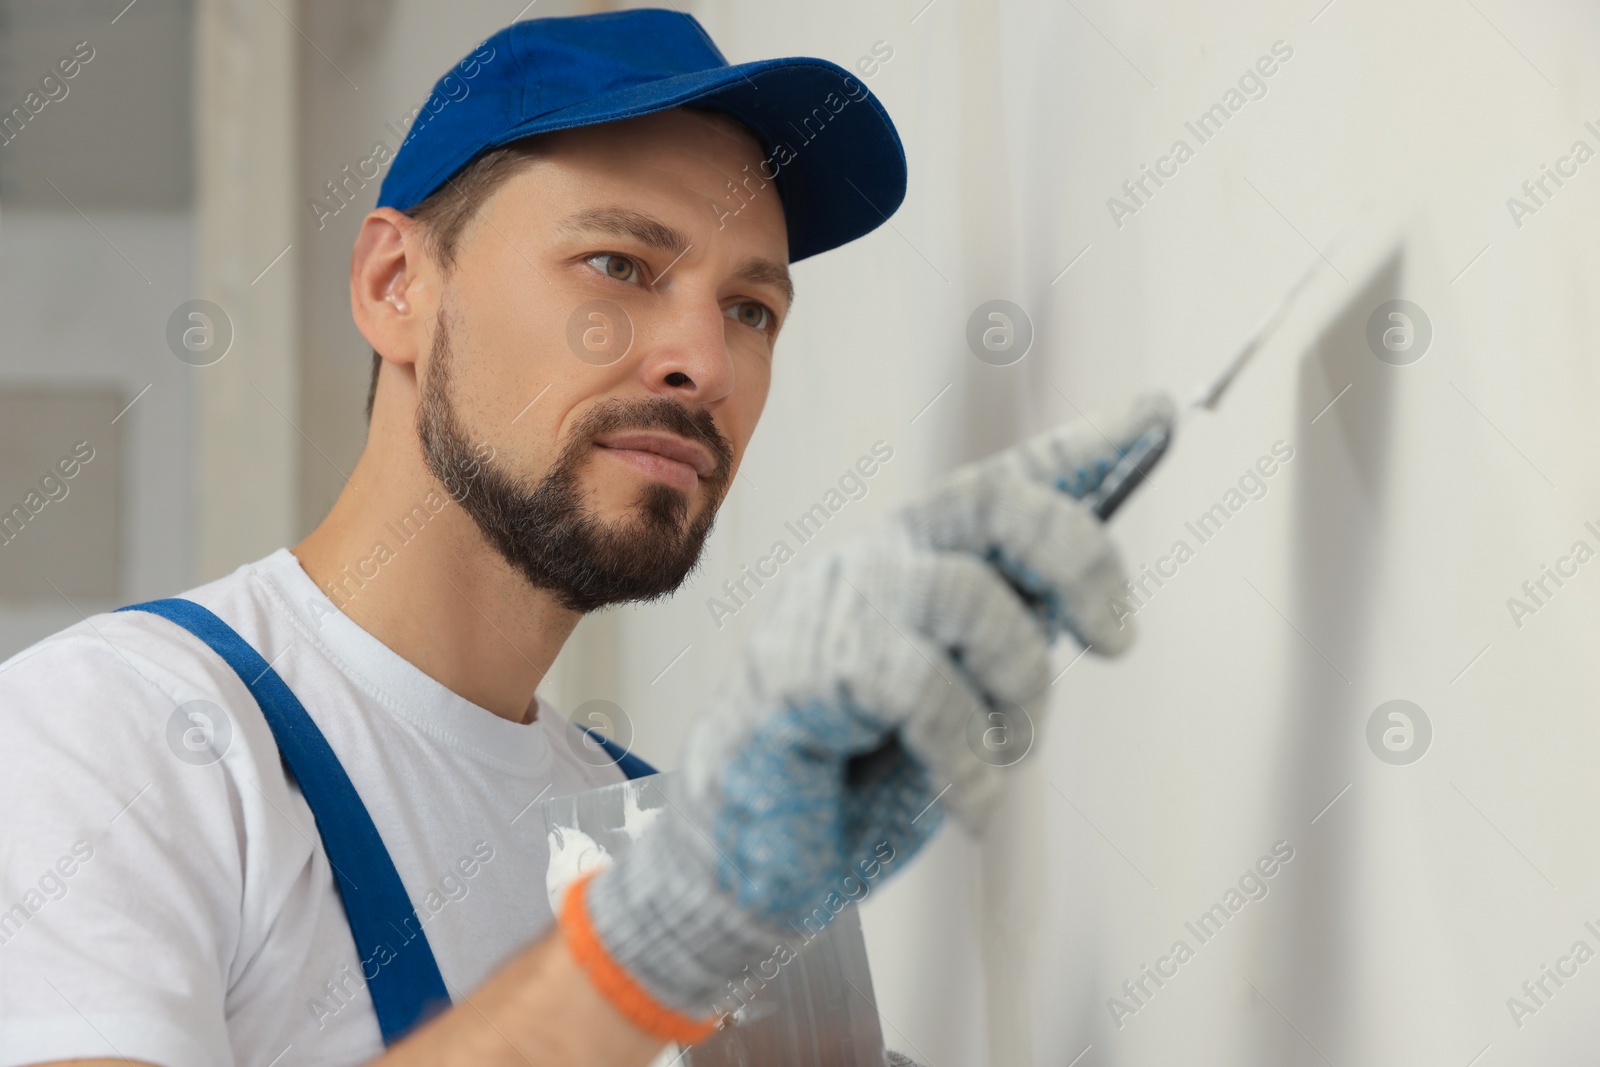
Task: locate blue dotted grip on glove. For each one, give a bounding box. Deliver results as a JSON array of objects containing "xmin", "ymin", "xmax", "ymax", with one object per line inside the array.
[{"xmin": 714, "ymin": 698, "xmax": 941, "ymax": 923}]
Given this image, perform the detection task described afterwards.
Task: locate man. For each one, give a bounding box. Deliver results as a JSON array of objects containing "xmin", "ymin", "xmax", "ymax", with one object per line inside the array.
[{"xmin": 0, "ymin": 9, "xmax": 1170, "ymax": 1066}]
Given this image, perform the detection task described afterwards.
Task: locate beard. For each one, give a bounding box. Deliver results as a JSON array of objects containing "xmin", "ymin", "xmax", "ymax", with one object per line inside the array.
[{"xmin": 416, "ymin": 310, "xmax": 734, "ymax": 613}]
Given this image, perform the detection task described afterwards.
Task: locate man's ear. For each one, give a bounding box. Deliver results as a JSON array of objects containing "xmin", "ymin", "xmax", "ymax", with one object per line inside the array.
[{"xmin": 351, "ymin": 207, "xmax": 436, "ymax": 373}]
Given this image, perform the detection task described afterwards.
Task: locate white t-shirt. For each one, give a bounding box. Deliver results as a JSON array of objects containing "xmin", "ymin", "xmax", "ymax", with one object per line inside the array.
[{"xmin": 0, "ymin": 548, "xmax": 628, "ymax": 1067}]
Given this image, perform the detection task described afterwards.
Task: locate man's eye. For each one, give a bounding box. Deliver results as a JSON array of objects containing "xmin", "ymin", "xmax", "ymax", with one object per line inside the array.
[
  {"xmin": 725, "ymin": 301, "xmax": 773, "ymax": 331},
  {"xmin": 585, "ymin": 253, "xmax": 643, "ymax": 285}
]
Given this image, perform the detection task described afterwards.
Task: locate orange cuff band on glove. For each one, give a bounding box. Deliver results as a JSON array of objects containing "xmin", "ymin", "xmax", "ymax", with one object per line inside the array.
[{"xmin": 558, "ymin": 869, "xmax": 721, "ymax": 1046}]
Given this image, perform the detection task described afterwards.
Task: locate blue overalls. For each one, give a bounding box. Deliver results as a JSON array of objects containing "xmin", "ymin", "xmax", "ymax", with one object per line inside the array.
[{"xmin": 118, "ymin": 598, "xmax": 656, "ymax": 1047}]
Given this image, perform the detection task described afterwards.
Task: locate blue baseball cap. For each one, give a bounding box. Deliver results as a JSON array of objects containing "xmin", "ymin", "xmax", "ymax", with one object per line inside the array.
[{"xmin": 376, "ymin": 8, "xmax": 907, "ymax": 263}]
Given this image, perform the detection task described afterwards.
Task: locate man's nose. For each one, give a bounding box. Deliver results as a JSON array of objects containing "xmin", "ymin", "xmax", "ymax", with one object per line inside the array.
[{"xmin": 635, "ymin": 301, "xmax": 736, "ymax": 404}]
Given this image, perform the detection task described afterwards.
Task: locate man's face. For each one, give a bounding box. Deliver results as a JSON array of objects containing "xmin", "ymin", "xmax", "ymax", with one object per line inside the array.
[{"xmin": 411, "ymin": 107, "xmax": 791, "ymax": 611}]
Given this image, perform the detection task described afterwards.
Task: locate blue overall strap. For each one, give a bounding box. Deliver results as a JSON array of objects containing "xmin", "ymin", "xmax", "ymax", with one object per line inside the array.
[
  {"xmin": 581, "ymin": 726, "xmax": 658, "ymax": 780},
  {"xmin": 116, "ymin": 598, "xmax": 450, "ymax": 1046}
]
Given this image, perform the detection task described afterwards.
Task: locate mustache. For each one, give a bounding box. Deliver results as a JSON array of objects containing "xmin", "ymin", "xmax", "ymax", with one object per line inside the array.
[{"xmin": 567, "ymin": 397, "xmax": 734, "ymax": 484}]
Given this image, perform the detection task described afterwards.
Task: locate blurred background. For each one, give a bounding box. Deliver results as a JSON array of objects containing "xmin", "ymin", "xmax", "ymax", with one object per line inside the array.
[{"xmin": 6, "ymin": 0, "xmax": 1600, "ymax": 1063}]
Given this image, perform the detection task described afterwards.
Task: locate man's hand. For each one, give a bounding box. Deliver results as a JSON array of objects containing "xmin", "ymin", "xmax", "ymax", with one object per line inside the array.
[{"xmin": 563, "ymin": 392, "xmax": 1177, "ymax": 1040}]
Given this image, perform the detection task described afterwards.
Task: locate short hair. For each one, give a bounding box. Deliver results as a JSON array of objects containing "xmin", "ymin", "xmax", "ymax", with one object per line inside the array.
[{"xmin": 363, "ymin": 105, "xmax": 763, "ymax": 422}]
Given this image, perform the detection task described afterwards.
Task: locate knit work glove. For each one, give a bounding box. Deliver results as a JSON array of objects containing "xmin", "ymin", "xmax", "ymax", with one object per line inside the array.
[{"xmin": 559, "ymin": 393, "xmax": 1175, "ymax": 1044}]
